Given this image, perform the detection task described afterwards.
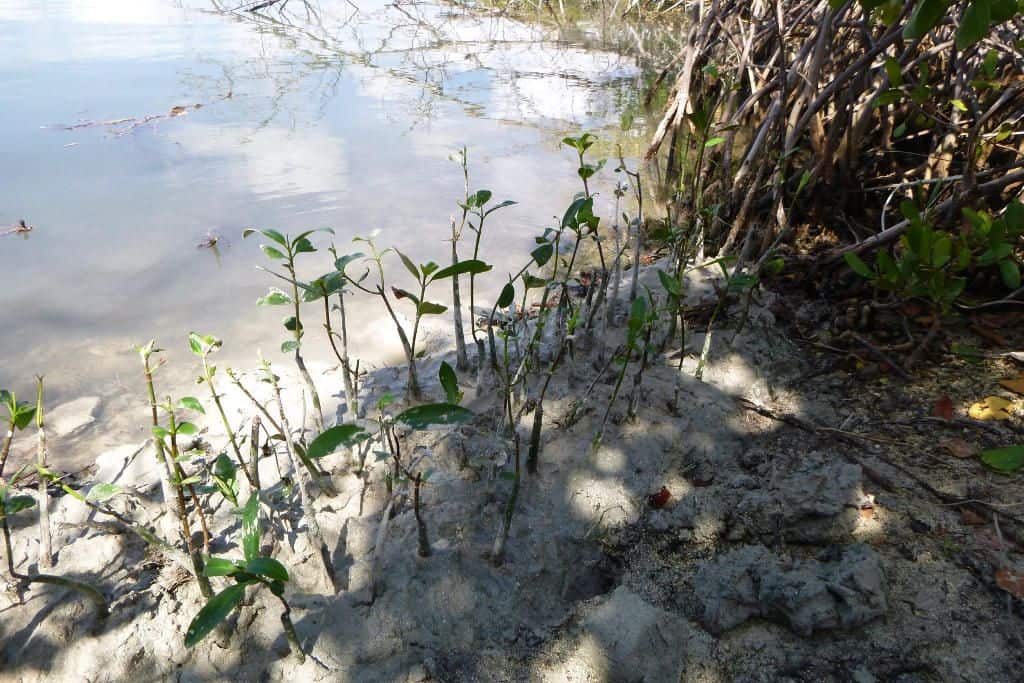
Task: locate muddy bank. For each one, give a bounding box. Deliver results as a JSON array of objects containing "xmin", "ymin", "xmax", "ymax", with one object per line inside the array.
[{"xmin": 1, "ymin": 263, "xmax": 1022, "ymax": 683}]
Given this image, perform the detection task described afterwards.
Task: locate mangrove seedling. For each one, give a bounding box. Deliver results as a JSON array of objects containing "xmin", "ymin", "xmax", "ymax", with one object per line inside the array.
[
  {"xmin": 369, "ymin": 396, "xmax": 473, "ymax": 573},
  {"xmin": 33, "ymin": 377, "xmax": 52, "ymax": 569},
  {"xmin": 152, "ymin": 392, "xmax": 215, "ymax": 596},
  {"xmin": 591, "ymin": 294, "xmax": 654, "ymax": 456},
  {"xmin": 0, "ymin": 388, "xmax": 35, "ymax": 477},
  {"xmin": 262, "ymin": 358, "xmax": 337, "ymax": 592},
  {"xmin": 320, "ymin": 246, "xmax": 364, "ymax": 422},
  {"xmin": 347, "ymin": 234, "xmax": 491, "ymax": 400},
  {"xmin": 246, "ymin": 226, "xmax": 334, "ymax": 432},
  {"xmin": 190, "ymin": 332, "xmax": 256, "ymax": 488},
  {"xmin": 0, "ymin": 468, "xmax": 109, "ymax": 618},
  {"xmin": 456, "ymin": 176, "xmax": 516, "ymax": 371},
  {"xmin": 185, "ymin": 494, "xmax": 304, "ymax": 661}
]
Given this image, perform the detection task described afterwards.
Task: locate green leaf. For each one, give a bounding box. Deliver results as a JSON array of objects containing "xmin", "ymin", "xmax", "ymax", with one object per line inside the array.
[
  {"xmin": 213, "ymin": 453, "xmax": 237, "ymax": 481},
  {"xmin": 281, "ymin": 340, "xmax": 300, "ymax": 354},
  {"xmin": 627, "ymin": 297, "xmax": 648, "ymax": 343},
  {"xmin": 243, "ymin": 228, "xmax": 287, "ymax": 247},
  {"xmin": 956, "ymin": 0, "xmax": 992, "ymax": 50},
  {"xmin": 980, "ymin": 445, "xmax": 1024, "ymax": 473},
  {"xmin": 951, "ymin": 99, "xmax": 968, "ymax": 112},
  {"xmin": 484, "ymin": 200, "xmax": 517, "ymax": 216},
  {"xmin": 999, "ymin": 260, "xmax": 1021, "ymax": 289},
  {"xmin": 335, "ymin": 252, "xmax": 365, "ymax": 275},
  {"xmin": 185, "ymin": 583, "xmax": 248, "ymax": 648},
  {"xmin": 418, "ymin": 301, "xmax": 448, "ymax": 316},
  {"xmin": 874, "ymin": 89, "xmax": 903, "ymax": 108},
  {"xmin": 904, "ymin": 0, "xmax": 950, "ymax": 39},
  {"xmin": 241, "ymin": 494, "xmax": 260, "ymax": 562},
  {"xmin": 152, "ymin": 426, "xmax": 169, "ymax": 441},
  {"xmin": 395, "ymin": 403, "xmax": 475, "ymax": 429},
  {"xmin": 932, "ymin": 235, "xmax": 952, "ymax": 267},
  {"xmin": 11, "ymin": 406, "xmax": 35, "ymax": 431},
  {"xmin": 531, "ymin": 243, "xmax": 554, "ymax": 267},
  {"xmin": 86, "ymin": 482, "xmax": 123, "ymax": 502},
  {"xmin": 395, "ymin": 249, "xmax": 421, "ymax": 281},
  {"xmin": 1005, "ymin": 201, "xmax": 1024, "ymax": 235},
  {"xmin": 257, "ymin": 288, "xmax": 292, "ymax": 306},
  {"xmin": 306, "ymin": 424, "xmax": 368, "ymax": 460},
  {"xmin": 177, "ymin": 422, "xmax": 199, "ymax": 436},
  {"xmin": 497, "ymin": 283, "xmax": 515, "ymax": 308},
  {"xmin": 292, "ymin": 237, "xmax": 316, "ymax": 254},
  {"xmin": 203, "ymin": 557, "xmax": 241, "ymax": 577},
  {"xmin": 260, "ymin": 244, "xmax": 286, "ymax": 260},
  {"xmin": 657, "ymin": 269, "xmax": 682, "ymax": 297},
  {"xmin": 884, "ymin": 57, "xmax": 903, "ymax": 87},
  {"xmin": 2, "ymin": 494, "xmax": 36, "ymax": 516},
  {"xmin": 703, "ymin": 136, "xmax": 726, "ymax": 149},
  {"xmin": 439, "ymin": 361, "xmax": 462, "ymax": 405},
  {"xmin": 245, "ymin": 557, "xmax": 289, "ymax": 582},
  {"xmin": 376, "ymin": 392, "xmax": 396, "ymax": 411},
  {"xmin": 178, "ymin": 397, "xmax": 205, "ymax": 414},
  {"xmin": 990, "ymin": 0, "xmax": 1018, "ymax": 21},
  {"xmin": 523, "ymin": 273, "xmax": 548, "ymax": 289},
  {"xmin": 466, "ymin": 189, "xmax": 492, "ymax": 209},
  {"xmin": 282, "ymin": 316, "xmax": 302, "ymax": 333},
  {"xmin": 430, "ymin": 260, "xmax": 493, "ymax": 281}
]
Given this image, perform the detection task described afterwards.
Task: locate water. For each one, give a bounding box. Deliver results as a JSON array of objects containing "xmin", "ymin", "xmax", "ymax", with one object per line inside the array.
[{"xmin": 0, "ymin": 0, "xmax": 669, "ymax": 467}]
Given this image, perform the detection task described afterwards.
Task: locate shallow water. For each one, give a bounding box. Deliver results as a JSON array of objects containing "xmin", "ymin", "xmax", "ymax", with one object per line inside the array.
[{"xmin": 0, "ymin": 0, "xmax": 669, "ymax": 467}]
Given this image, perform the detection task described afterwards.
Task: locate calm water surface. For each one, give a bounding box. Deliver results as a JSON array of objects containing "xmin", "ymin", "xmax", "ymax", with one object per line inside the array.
[{"xmin": 0, "ymin": 0, "xmax": 666, "ymax": 466}]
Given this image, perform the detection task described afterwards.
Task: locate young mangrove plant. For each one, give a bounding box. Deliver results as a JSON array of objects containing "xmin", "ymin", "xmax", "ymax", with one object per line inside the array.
[
  {"xmin": 591, "ymin": 293, "xmax": 655, "ymax": 456},
  {"xmin": 152, "ymin": 392, "xmax": 215, "ymax": 596},
  {"xmin": 262, "ymin": 357, "xmax": 337, "ymax": 592},
  {"xmin": 0, "ymin": 388, "xmax": 34, "ymax": 477},
  {"xmin": 33, "ymin": 377, "xmax": 52, "ymax": 569},
  {"xmin": 190, "ymin": 332, "xmax": 256, "ymax": 489},
  {"xmin": 320, "ymin": 246, "xmax": 364, "ymax": 422},
  {"xmin": 0, "ymin": 468, "xmax": 109, "ymax": 618},
  {"xmin": 345, "ymin": 234, "xmax": 491, "ymax": 401},
  {"xmin": 246, "ymin": 227, "xmax": 334, "ymax": 432},
  {"xmin": 454, "ymin": 172, "xmax": 516, "ymax": 372},
  {"xmin": 138, "ymin": 341, "xmax": 212, "ymax": 597},
  {"xmin": 185, "ymin": 494, "xmax": 304, "ymax": 661},
  {"xmin": 1, "ymin": 389, "xmax": 108, "ymax": 617}
]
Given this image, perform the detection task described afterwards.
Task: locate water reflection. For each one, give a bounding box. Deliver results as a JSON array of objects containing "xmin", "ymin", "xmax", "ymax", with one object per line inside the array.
[{"xmin": 0, "ymin": 0, "xmax": 675, "ymax": 467}]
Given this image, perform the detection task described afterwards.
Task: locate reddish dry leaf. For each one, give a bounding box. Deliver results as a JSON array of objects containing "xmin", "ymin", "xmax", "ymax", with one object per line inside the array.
[
  {"xmin": 648, "ymin": 487, "xmax": 671, "ymax": 509},
  {"xmin": 941, "ymin": 438, "xmax": 975, "ymax": 459},
  {"xmin": 932, "ymin": 395, "xmax": 955, "ymax": 420},
  {"xmin": 902, "ymin": 302, "xmax": 924, "ymax": 317},
  {"xmin": 859, "ymin": 507, "xmax": 875, "ymax": 519},
  {"xmin": 960, "ymin": 508, "xmax": 986, "ymax": 526},
  {"xmin": 995, "ymin": 569, "xmax": 1024, "ymax": 599},
  {"xmin": 999, "ymin": 376, "xmax": 1024, "ymax": 395},
  {"xmin": 970, "ymin": 323, "xmax": 1009, "ymax": 347}
]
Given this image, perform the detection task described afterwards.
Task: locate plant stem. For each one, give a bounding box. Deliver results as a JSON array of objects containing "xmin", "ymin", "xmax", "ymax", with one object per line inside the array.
[
  {"xmin": 143, "ymin": 350, "xmax": 212, "ymax": 598},
  {"xmin": 34, "ymin": 377, "xmax": 52, "ymax": 570},
  {"xmin": 274, "ymin": 592, "xmax": 305, "ymax": 662},
  {"xmin": 326, "ymin": 291, "xmax": 358, "ymax": 421},
  {"xmin": 249, "ymin": 416, "xmax": 262, "ymax": 493},
  {"xmin": 286, "ymin": 258, "xmax": 324, "ymax": 432},
  {"xmin": 265, "ymin": 361, "xmax": 336, "ymax": 593},
  {"xmin": 413, "ymin": 472, "xmax": 431, "ymax": 558},
  {"xmin": 592, "ymin": 350, "xmax": 630, "ymax": 456},
  {"xmin": 167, "ymin": 406, "xmax": 213, "ymax": 598},
  {"xmin": 451, "ymin": 221, "xmax": 470, "ymax": 372},
  {"xmin": 2, "ymin": 515, "xmax": 108, "ymax": 618},
  {"xmin": 203, "ymin": 357, "xmax": 255, "ymax": 487},
  {"xmin": 491, "ymin": 433, "xmax": 520, "ymax": 567},
  {"xmin": 1, "ymin": 429, "xmax": 14, "ymax": 478}
]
